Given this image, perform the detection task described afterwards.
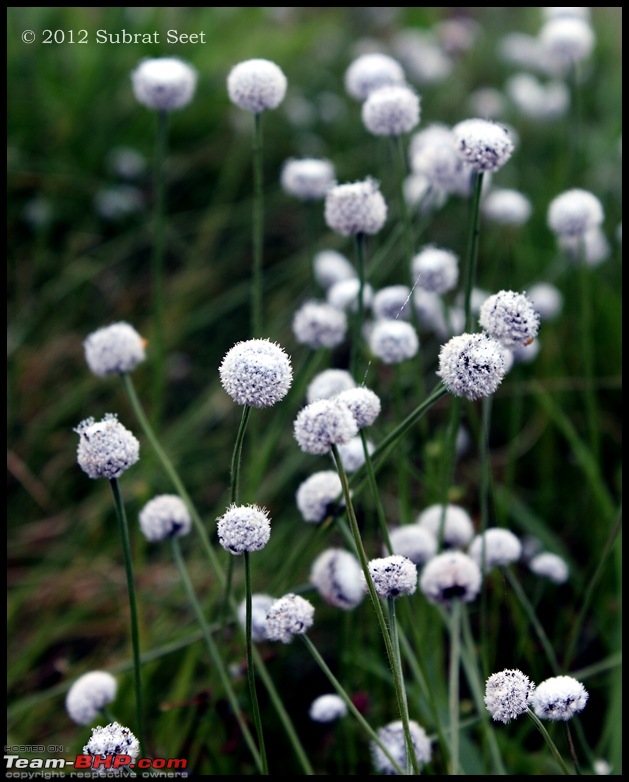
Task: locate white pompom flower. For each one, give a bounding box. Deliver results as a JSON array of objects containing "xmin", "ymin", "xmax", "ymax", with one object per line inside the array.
[
  {"xmin": 310, "ymin": 547, "xmax": 364, "ymax": 610},
  {"xmin": 372, "ymin": 285, "xmax": 412, "ymax": 320},
  {"xmin": 547, "ymin": 188, "xmax": 604, "ymax": 237},
  {"xmin": 324, "ymin": 178, "xmax": 387, "ymax": 237},
  {"xmin": 227, "ymin": 58, "xmax": 287, "ymax": 113},
  {"xmin": 83, "ymin": 722, "xmax": 140, "ymax": 776},
  {"xmin": 344, "ymin": 52, "xmax": 406, "ymax": 101},
  {"xmin": 468, "ymin": 528, "xmax": 522, "ymax": 570},
  {"xmin": 479, "ymin": 289, "xmax": 540, "ymax": 349},
  {"xmin": 237, "ymin": 593, "xmax": 275, "ymax": 642},
  {"xmin": 293, "ymin": 399, "xmax": 359, "ymax": 455},
  {"xmin": 482, "ymin": 188, "xmax": 532, "ymax": 226},
  {"xmin": 216, "ymin": 503, "xmax": 271, "ymax": 555},
  {"xmin": 453, "ymin": 118, "xmax": 515, "ymax": 173},
  {"xmin": 411, "ymin": 245, "xmax": 459, "ymax": 294},
  {"xmin": 361, "ymin": 84, "xmax": 421, "ymax": 137},
  {"xmin": 364, "ymin": 555, "xmax": 418, "ymax": 599},
  {"xmin": 313, "ymin": 249, "xmax": 356, "ymax": 290},
  {"xmin": 437, "ymin": 332, "xmax": 508, "ymax": 400},
  {"xmin": 416, "ymin": 503, "xmax": 474, "ymax": 549},
  {"xmin": 84, "ymin": 322, "xmax": 146, "ymax": 377},
  {"xmin": 131, "ymin": 57, "xmax": 197, "ymax": 111},
  {"xmin": 292, "ymin": 300, "xmax": 347, "ymax": 350},
  {"xmin": 309, "ymin": 693, "xmax": 348, "ymax": 723},
  {"xmin": 529, "ymin": 552, "xmax": 569, "ymax": 584},
  {"xmin": 420, "ymin": 551, "xmax": 482, "ymax": 605},
  {"xmin": 65, "ymin": 671, "xmax": 118, "ymax": 726},
  {"xmin": 74, "ymin": 414, "xmax": 140, "ymax": 481},
  {"xmin": 368, "ymin": 319, "xmax": 419, "ymax": 364},
  {"xmin": 531, "ymin": 675, "xmax": 589, "ymax": 721},
  {"xmin": 484, "ymin": 669, "xmax": 535, "ymax": 724},
  {"xmin": 388, "ymin": 525, "xmax": 438, "ymax": 566},
  {"xmin": 296, "ymin": 470, "xmax": 344, "ymax": 523},
  {"xmin": 334, "ymin": 386, "xmax": 381, "ymax": 429},
  {"xmin": 306, "ymin": 369, "xmax": 356, "ymax": 403},
  {"xmin": 280, "ymin": 158, "xmax": 336, "ymax": 201},
  {"xmin": 219, "ymin": 339, "xmax": 293, "ymax": 408},
  {"xmin": 265, "ymin": 593, "xmax": 315, "ymax": 643},
  {"xmin": 371, "ymin": 720, "xmax": 432, "ymax": 775},
  {"xmin": 139, "ymin": 494, "xmax": 192, "ymax": 542}
]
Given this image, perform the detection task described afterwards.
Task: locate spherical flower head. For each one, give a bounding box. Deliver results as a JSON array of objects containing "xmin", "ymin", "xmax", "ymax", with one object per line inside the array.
[
  {"xmin": 265, "ymin": 593, "xmax": 315, "ymax": 643},
  {"xmin": 307, "ymin": 369, "xmax": 355, "ymax": 404},
  {"xmin": 479, "ymin": 290, "xmax": 540, "ymax": 349},
  {"xmin": 484, "ymin": 669, "xmax": 535, "ymax": 724},
  {"xmin": 344, "ymin": 52, "xmax": 406, "ymax": 101},
  {"xmin": 309, "ymin": 694, "xmax": 348, "ymax": 723},
  {"xmin": 83, "ymin": 722, "xmax": 140, "ymax": 776},
  {"xmin": 337, "ymin": 435, "xmax": 374, "ymax": 472},
  {"xmin": 227, "ymin": 58, "xmax": 287, "ymax": 113},
  {"xmin": 526, "ymin": 282, "xmax": 564, "ymax": 321},
  {"xmin": 296, "ymin": 470, "xmax": 344, "ymax": 523},
  {"xmin": 420, "ymin": 551, "xmax": 482, "ymax": 605},
  {"xmin": 335, "ymin": 386, "xmax": 381, "ymax": 428},
  {"xmin": 131, "ymin": 57, "xmax": 197, "ymax": 111},
  {"xmin": 417, "ymin": 503, "xmax": 474, "ymax": 549},
  {"xmin": 65, "ymin": 671, "xmax": 117, "ymax": 726},
  {"xmin": 84, "ymin": 322, "xmax": 146, "ymax": 377},
  {"xmin": 361, "ymin": 84, "xmax": 421, "ymax": 137},
  {"xmin": 388, "ymin": 525, "xmax": 438, "ymax": 566},
  {"xmin": 75, "ymin": 414, "xmax": 140, "ymax": 480},
  {"xmin": 372, "ymin": 285, "xmax": 412, "ymax": 320},
  {"xmin": 219, "ymin": 338, "xmax": 293, "ymax": 408},
  {"xmin": 529, "ymin": 552, "xmax": 569, "ymax": 584},
  {"xmin": 313, "ymin": 249, "xmax": 356, "ymax": 290},
  {"xmin": 293, "ymin": 399, "xmax": 359, "ymax": 455},
  {"xmin": 280, "ymin": 157, "xmax": 335, "ymax": 201},
  {"xmin": 539, "ymin": 17, "xmax": 595, "ymax": 68},
  {"xmin": 364, "ymin": 555, "xmax": 417, "ymax": 599},
  {"xmin": 482, "ymin": 188, "xmax": 532, "ymax": 226},
  {"xmin": 139, "ymin": 494, "xmax": 191, "ymax": 542},
  {"xmin": 324, "ymin": 178, "xmax": 387, "ymax": 237},
  {"xmin": 411, "ymin": 245, "xmax": 459, "ymax": 294},
  {"xmin": 238, "ymin": 593, "xmax": 275, "ymax": 642},
  {"xmin": 506, "ymin": 72, "xmax": 570, "ymax": 122},
  {"xmin": 368, "ymin": 319, "xmax": 419, "ymax": 364},
  {"xmin": 371, "ymin": 719, "xmax": 432, "ymax": 774},
  {"xmin": 559, "ymin": 226, "xmax": 611, "ymax": 267},
  {"xmin": 310, "ymin": 547, "xmax": 364, "ymax": 610},
  {"xmin": 327, "ymin": 278, "xmax": 374, "ymax": 313},
  {"xmin": 547, "ymin": 188, "xmax": 604, "ymax": 237},
  {"xmin": 292, "ymin": 300, "xmax": 347, "ymax": 350},
  {"xmin": 410, "ymin": 123, "xmax": 470, "ymax": 195},
  {"xmin": 437, "ymin": 332, "xmax": 508, "ymax": 400},
  {"xmin": 216, "ymin": 503, "xmax": 271, "ymax": 555},
  {"xmin": 468, "ymin": 528, "xmax": 522, "ymax": 570},
  {"xmin": 453, "ymin": 118, "xmax": 514, "ymax": 173},
  {"xmin": 531, "ymin": 675, "xmax": 589, "ymax": 721}
]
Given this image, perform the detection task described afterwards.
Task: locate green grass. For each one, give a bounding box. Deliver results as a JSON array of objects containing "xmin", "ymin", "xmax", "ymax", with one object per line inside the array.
[{"xmin": 8, "ymin": 7, "xmax": 622, "ymax": 776}]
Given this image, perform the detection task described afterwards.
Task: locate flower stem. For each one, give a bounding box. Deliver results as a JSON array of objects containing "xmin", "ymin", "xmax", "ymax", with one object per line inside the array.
[
  {"xmin": 230, "ymin": 404, "xmax": 252, "ymax": 506},
  {"xmin": 109, "ymin": 477, "xmax": 146, "ymax": 754},
  {"xmin": 331, "ymin": 445, "xmax": 419, "ymax": 775},
  {"xmin": 170, "ymin": 538, "xmax": 264, "ymax": 773},
  {"xmin": 526, "ymin": 709, "xmax": 573, "ymax": 775},
  {"xmin": 300, "ymin": 634, "xmax": 405, "ymax": 775},
  {"xmin": 151, "ymin": 109, "xmax": 169, "ymax": 428},
  {"xmin": 244, "ymin": 551, "xmax": 269, "ymax": 773},
  {"xmin": 463, "ymin": 171, "xmax": 484, "ymax": 333},
  {"xmin": 351, "ymin": 232, "xmax": 367, "ymax": 378},
  {"xmin": 252, "ymin": 111, "xmax": 264, "ymax": 338},
  {"xmin": 448, "ymin": 599, "xmax": 462, "ymax": 775}
]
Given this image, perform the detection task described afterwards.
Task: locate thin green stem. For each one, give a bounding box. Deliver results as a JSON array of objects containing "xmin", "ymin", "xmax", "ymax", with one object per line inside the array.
[
  {"xmin": 109, "ymin": 478, "xmax": 146, "ymax": 754},
  {"xmin": 170, "ymin": 538, "xmax": 263, "ymax": 773},
  {"xmin": 252, "ymin": 111, "xmax": 264, "ymax": 338},
  {"xmin": 244, "ymin": 551, "xmax": 269, "ymax": 774},
  {"xmin": 151, "ymin": 109, "xmax": 169, "ymax": 427},
  {"xmin": 331, "ymin": 445, "xmax": 419, "ymax": 775},
  {"xmin": 300, "ymin": 634, "xmax": 405, "ymax": 776},
  {"xmin": 526, "ymin": 709, "xmax": 573, "ymax": 775},
  {"xmin": 388, "ymin": 597, "xmax": 413, "ymax": 775},
  {"xmin": 230, "ymin": 404, "xmax": 252, "ymax": 506},
  {"xmin": 350, "ymin": 232, "xmax": 367, "ymax": 378},
  {"xmin": 394, "ymin": 134, "xmax": 415, "ymax": 267},
  {"xmin": 565, "ymin": 722, "xmax": 582, "ymax": 775},
  {"xmin": 359, "ymin": 428, "xmax": 392, "ymax": 553},
  {"xmin": 463, "ymin": 171, "xmax": 485, "ymax": 333},
  {"xmin": 448, "ymin": 600, "xmax": 462, "ymax": 775}
]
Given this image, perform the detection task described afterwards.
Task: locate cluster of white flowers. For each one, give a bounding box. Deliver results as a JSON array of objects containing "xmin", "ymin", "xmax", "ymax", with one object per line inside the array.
[{"xmin": 74, "ymin": 414, "xmax": 140, "ymax": 480}]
